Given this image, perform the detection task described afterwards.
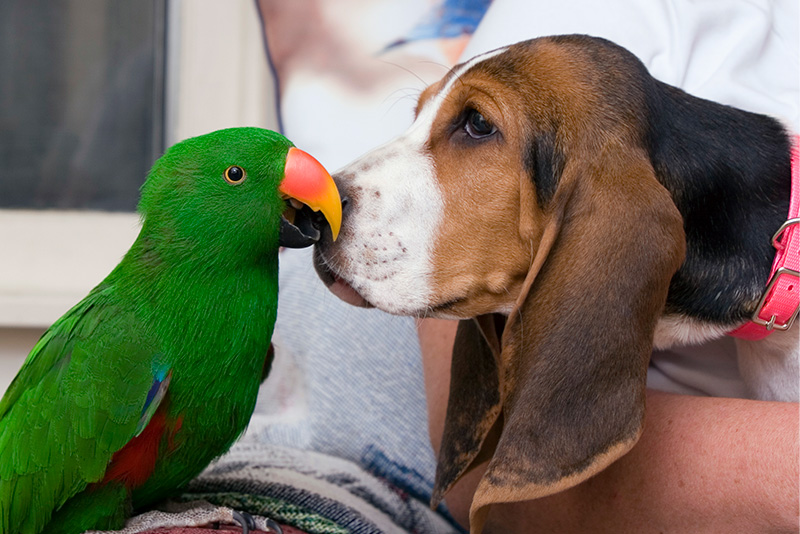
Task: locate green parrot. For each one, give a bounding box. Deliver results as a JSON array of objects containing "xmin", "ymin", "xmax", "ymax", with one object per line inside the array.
[{"xmin": 0, "ymin": 127, "xmax": 341, "ymax": 534}]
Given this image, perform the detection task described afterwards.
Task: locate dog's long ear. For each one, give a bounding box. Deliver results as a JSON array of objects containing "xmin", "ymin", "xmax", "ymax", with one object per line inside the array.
[
  {"xmin": 431, "ymin": 315, "xmax": 505, "ymax": 508},
  {"xmin": 434, "ymin": 144, "xmax": 686, "ymax": 533},
  {"xmin": 470, "ymin": 147, "xmax": 685, "ymax": 530}
]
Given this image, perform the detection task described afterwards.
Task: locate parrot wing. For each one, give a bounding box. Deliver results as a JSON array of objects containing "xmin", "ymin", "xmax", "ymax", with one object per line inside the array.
[{"xmin": 0, "ymin": 285, "xmax": 169, "ymax": 534}]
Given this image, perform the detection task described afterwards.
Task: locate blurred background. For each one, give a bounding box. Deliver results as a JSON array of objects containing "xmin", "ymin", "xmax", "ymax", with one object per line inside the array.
[
  {"xmin": 1, "ymin": 0, "xmax": 797, "ymax": 398},
  {"xmin": 0, "ymin": 0, "xmax": 278, "ymax": 392}
]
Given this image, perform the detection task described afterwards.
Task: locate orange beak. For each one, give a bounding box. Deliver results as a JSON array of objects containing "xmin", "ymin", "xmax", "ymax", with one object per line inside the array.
[{"xmin": 279, "ymin": 147, "xmax": 341, "ymax": 241}]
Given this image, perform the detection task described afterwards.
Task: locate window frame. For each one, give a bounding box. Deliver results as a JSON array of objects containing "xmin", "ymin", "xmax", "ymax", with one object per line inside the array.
[{"xmin": 0, "ymin": 0, "xmax": 277, "ymax": 328}]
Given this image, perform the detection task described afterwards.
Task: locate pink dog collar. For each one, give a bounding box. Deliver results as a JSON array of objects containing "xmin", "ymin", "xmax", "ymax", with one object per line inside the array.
[{"xmin": 729, "ymin": 135, "xmax": 800, "ymax": 340}]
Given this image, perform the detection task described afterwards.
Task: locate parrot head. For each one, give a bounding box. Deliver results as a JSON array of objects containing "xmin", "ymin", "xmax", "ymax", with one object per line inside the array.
[{"xmin": 137, "ymin": 128, "xmax": 341, "ymax": 261}]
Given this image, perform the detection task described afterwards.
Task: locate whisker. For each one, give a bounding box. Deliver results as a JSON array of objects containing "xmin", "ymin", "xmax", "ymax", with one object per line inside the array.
[
  {"xmin": 381, "ymin": 87, "xmax": 422, "ymax": 107},
  {"xmin": 376, "ymin": 58, "xmax": 432, "ymax": 88},
  {"xmin": 382, "ymin": 92, "xmax": 424, "ymax": 119},
  {"xmin": 415, "ymin": 59, "xmax": 454, "ymax": 74}
]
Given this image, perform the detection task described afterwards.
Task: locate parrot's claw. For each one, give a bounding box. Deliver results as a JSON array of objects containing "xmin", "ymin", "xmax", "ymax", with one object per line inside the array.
[
  {"xmin": 231, "ymin": 510, "xmax": 283, "ymax": 534},
  {"xmin": 265, "ymin": 517, "xmax": 284, "ymax": 534},
  {"xmin": 232, "ymin": 510, "xmax": 255, "ymax": 534}
]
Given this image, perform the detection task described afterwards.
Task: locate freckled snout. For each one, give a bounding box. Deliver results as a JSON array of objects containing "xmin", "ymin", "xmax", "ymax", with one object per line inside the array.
[{"xmin": 312, "ymin": 140, "xmax": 445, "ymax": 315}]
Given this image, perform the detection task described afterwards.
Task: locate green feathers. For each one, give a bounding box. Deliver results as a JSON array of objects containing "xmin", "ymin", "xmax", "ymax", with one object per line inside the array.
[
  {"xmin": 137, "ymin": 128, "xmax": 294, "ymax": 264},
  {"xmin": 0, "ymin": 128, "xmax": 340, "ymax": 534}
]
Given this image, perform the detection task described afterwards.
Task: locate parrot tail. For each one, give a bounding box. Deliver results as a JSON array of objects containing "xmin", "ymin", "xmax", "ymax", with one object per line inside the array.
[{"xmin": 44, "ymin": 483, "xmax": 130, "ymax": 534}]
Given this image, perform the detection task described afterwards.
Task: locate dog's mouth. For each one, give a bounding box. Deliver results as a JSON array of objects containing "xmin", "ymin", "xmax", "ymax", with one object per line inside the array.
[{"xmin": 313, "ymin": 248, "xmax": 374, "ymax": 309}]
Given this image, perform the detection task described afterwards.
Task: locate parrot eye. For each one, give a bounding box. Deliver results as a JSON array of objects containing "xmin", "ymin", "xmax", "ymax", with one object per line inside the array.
[{"xmin": 224, "ymin": 165, "xmax": 246, "ymax": 185}]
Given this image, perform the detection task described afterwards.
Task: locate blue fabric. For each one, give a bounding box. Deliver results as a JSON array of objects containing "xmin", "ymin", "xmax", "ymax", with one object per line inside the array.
[{"xmin": 388, "ymin": 0, "xmax": 492, "ymax": 47}]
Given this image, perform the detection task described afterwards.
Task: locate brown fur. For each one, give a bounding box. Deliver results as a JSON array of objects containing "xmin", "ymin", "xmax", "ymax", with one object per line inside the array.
[
  {"xmin": 316, "ymin": 34, "xmax": 795, "ymax": 533},
  {"xmin": 419, "ymin": 40, "xmax": 686, "ymax": 532}
]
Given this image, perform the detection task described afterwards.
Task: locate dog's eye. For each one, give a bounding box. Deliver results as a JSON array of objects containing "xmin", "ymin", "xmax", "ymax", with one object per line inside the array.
[{"xmin": 464, "ymin": 109, "xmax": 496, "ymax": 139}]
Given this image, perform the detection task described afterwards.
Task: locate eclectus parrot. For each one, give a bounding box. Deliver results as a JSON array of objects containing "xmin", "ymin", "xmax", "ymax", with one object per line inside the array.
[{"xmin": 0, "ymin": 128, "xmax": 341, "ymax": 534}]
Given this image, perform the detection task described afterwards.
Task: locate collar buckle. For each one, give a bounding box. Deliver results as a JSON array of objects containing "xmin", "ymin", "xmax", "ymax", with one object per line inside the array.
[
  {"xmin": 749, "ymin": 266, "xmax": 800, "ymax": 332},
  {"xmin": 772, "ymin": 217, "xmax": 800, "ymax": 250}
]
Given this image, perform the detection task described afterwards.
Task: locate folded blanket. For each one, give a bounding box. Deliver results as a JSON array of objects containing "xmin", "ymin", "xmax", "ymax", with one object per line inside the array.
[{"xmin": 92, "ymin": 443, "xmax": 460, "ymax": 534}]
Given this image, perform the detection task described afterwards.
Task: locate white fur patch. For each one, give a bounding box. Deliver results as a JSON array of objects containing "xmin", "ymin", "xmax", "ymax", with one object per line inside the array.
[
  {"xmin": 407, "ymin": 46, "xmax": 508, "ymax": 145},
  {"xmin": 653, "ymin": 314, "xmax": 731, "ymax": 349},
  {"xmin": 324, "ymin": 47, "xmax": 509, "ymax": 315},
  {"xmin": 329, "ymin": 137, "xmax": 442, "ymax": 315}
]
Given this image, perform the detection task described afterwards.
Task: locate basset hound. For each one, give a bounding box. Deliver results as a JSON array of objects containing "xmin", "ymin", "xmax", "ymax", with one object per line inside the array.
[{"xmin": 313, "ymin": 35, "xmax": 799, "ymax": 533}]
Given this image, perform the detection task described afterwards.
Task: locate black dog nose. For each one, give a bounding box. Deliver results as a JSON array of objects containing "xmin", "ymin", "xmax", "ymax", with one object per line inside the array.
[{"xmin": 332, "ymin": 171, "xmax": 355, "ymax": 221}]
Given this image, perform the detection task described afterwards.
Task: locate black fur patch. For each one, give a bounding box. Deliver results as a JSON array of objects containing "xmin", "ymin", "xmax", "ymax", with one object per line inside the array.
[
  {"xmin": 643, "ymin": 79, "xmax": 791, "ymax": 323},
  {"xmin": 545, "ymin": 36, "xmax": 792, "ymax": 325},
  {"xmin": 525, "ymin": 127, "xmax": 565, "ymax": 208}
]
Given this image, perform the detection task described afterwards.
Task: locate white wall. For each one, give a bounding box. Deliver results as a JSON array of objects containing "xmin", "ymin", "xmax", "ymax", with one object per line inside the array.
[
  {"xmin": 166, "ymin": 0, "xmax": 279, "ymax": 144},
  {"xmin": 0, "ymin": 0, "xmax": 279, "ymax": 395},
  {"xmin": 0, "ymin": 328, "xmax": 45, "ymax": 393}
]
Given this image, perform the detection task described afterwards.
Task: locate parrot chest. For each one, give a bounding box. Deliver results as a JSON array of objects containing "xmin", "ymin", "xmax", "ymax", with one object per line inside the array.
[
  {"xmin": 126, "ymin": 277, "xmax": 277, "ymax": 504},
  {"xmin": 125, "ymin": 349, "xmax": 268, "ymax": 506}
]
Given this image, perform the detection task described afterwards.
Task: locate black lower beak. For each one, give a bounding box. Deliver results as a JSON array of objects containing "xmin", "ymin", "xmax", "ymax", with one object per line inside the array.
[{"xmin": 279, "ymin": 205, "xmax": 325, "ymax": 248}]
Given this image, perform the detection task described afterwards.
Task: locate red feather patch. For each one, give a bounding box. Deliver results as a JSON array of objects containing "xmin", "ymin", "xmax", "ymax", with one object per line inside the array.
[{"xmin": 103, "ymin": 406, "xmax": 168, "ymax": 489}]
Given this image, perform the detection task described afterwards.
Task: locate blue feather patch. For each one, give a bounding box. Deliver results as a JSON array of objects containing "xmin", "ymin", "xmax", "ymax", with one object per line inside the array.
[{"xmin": 136, "ymin": 368, "xmax": 172, "ymax": 437}]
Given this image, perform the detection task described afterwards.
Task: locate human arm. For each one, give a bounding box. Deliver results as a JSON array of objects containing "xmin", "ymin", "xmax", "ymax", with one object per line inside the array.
[{"xmin": 417, "ymin": 318, "xmax": 800, "ymax": 534}]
